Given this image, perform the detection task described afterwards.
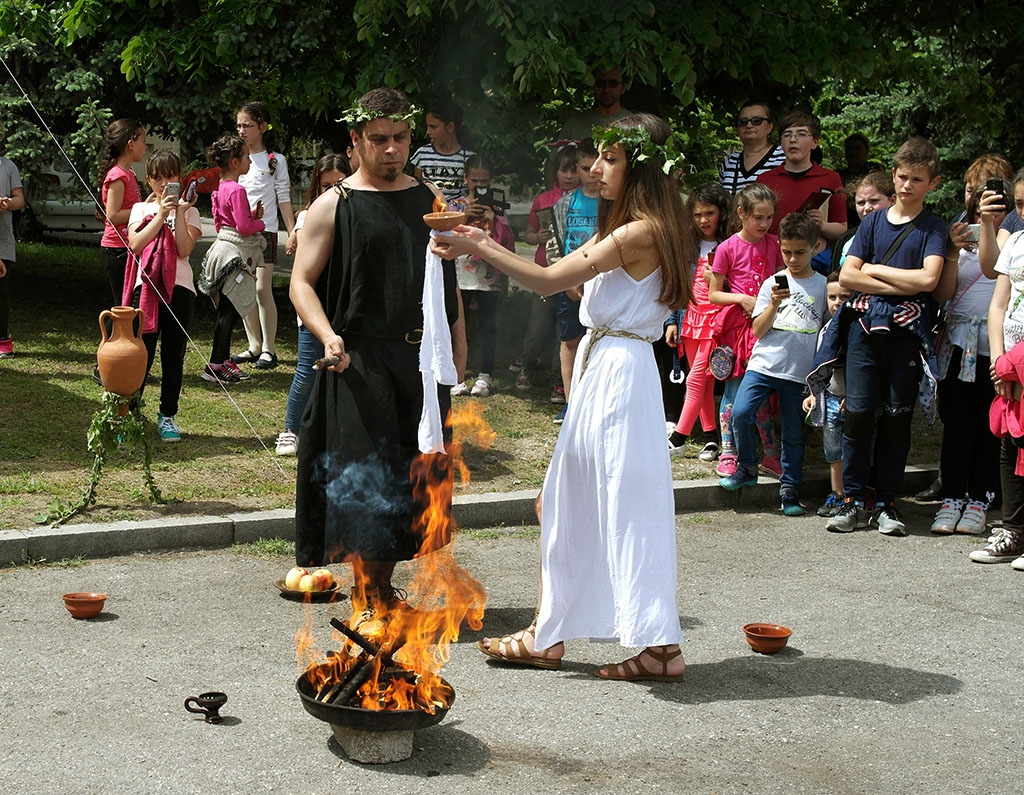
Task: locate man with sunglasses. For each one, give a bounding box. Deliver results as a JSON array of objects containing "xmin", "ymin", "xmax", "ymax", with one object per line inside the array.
[
  {"xmin": 718, "ymin": 102, "xmax": 787, "ymax": 195},
  {"xmin": 558, "ymin": 67, "xmax": 631, "ymax": 142}
]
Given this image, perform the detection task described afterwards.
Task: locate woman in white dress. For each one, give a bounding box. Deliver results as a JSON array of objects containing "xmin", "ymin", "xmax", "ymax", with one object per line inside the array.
[{"xmin": 431, "ymin": 113, "xmax": 692, "ymax": 682}]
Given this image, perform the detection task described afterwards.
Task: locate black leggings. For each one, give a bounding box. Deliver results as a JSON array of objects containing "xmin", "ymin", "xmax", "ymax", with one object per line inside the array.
[
  {"xmin": 466, "ymin": 290, "xmax": 500, "ymax": 374},
  {"xmin": 136, "ymin": 285, "xmax": 195, "ymax": 417},
  {"xmin": 101, "ymin": 246, "xmax": 130, "ymax": 305},
  {"xmin": 211, "ymin": 296, "xmax": 241, "ymax": 364},
  {"xmin": 0, "ymin": 265, "xmax": 9, "ymax": 338}
]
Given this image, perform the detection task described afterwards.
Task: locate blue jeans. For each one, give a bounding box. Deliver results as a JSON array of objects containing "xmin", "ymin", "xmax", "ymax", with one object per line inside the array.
[
  {"xmin": 842, "ymin": 322, "xmax": 921, "ymax": 503},
  {"xmin": 732, "ymin": 370, "xmax": 806, "ymax": 489},
  {"xmin": 284, "ymin": 326, "xmax": 324, "ymax": 433}
]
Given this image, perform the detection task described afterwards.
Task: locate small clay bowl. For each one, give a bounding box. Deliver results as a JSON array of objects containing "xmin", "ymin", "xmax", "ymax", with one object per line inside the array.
[
  {"xmin": 62, "ymin": 592, "xmax": 107, "ymax": 620},
  {"xmin": 743, "ymin": 622, "xmax": 792, "ymax": 654},
  {"xmin": 423, "ymin": 211, "xmax": 466, "ymax": 231}
]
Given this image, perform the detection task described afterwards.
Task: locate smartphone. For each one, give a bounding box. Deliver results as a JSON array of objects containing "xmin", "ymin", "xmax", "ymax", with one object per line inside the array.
[
  {"xmin": 184, "ymin": 181, "xmax": 197, "ymax": 203},
  {"xmin": 774, "ymin": 274, "xmax": 789, "ymax": 290},
  {"xmin": 986, "ymin": 177, "xmax": 1008, "ymax": 210},
  {"xmin": 165, "ymin": 182, "xmax": 181, "ymax": 201},
  {"xmin": 796, "ymin": 188, "xmax": 832, "ymax": 214}
]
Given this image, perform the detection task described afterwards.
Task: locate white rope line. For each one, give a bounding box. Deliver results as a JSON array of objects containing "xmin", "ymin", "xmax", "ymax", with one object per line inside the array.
[{"xmin": 1, "ymin": 54, "xmax": 287, "ymax": 477}]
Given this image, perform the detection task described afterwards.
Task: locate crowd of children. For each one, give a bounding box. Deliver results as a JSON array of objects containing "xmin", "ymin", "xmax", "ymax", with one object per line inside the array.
[{"xmin": 13, "ymin": 99, "xmax": 1024, "ymax": 571}]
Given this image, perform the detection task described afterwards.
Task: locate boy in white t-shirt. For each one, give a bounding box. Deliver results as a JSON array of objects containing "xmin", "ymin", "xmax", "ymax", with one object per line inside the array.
[{"xmin": 719, "ymin": 213, "xmax": 827, "ymax": 515}]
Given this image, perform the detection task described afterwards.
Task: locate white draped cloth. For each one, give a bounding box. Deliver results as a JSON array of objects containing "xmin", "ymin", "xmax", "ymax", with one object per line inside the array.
[
  {"xmin": 534, "ymin": 266, "xmax": 683, "ymax": 650},
  {"xmin": 418, "ymin": 235, "xmax": 458, "ymax": 453}
]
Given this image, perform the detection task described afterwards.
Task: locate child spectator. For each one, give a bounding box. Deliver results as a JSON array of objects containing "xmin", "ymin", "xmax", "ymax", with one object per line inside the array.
[
  {"xmin": 233, "ymin": 101, "xmax": 295, "ymax": 371},
  {"xmin": 411, "ymin": 99, "xmax": 475, "ymax": 203},
  {"xmin": 719, "ymin": 213, "xmax": 827, "ymax": 515},
  {"xmin": 447, "ymin": 154, "xmax": 515, "ymax": 398},
  {"xmin": 0, "ymin": 144, "xmax": 25, "ymax": 359},
  {"xmin": 197, "ymin": 134, "xmax": 265, "ymax": 385},
  {"xmin": 275, "ymin": 153, "xmax": 351, "ymax": 456},
  {"xmin": 756, "ymin": 110, "xmax": 847, "ymax": 242},
  {"xmin": 973, "ymin": 166, "xmax": 1024, "ymax": 566},
  {"xmin": 830, "ymin": 171, "xmax": 896, "ymax": 273},
  {"xmin": 818, "ymin": 137, "xmax": 947, "ymax": 535},
  {"xmin": 803, "ymin": 271, "xmax": 852, "ymax": 516},
  {"xmin": 99, "ymin": 119, "xmax": 146, "ymax": 305},
  {"xmin": 666, "ymin": 183, "xmax": 731, "ymax": 455},
  {"xmin": 708, "ymin": 183, "xmax": 783, "ymax": 478},
  {"xmin": 548, "ymin": 139, "xmax": 601, "ymax": 422},
  {"xmin": 510, "ymin": 145, "xmax": 580, "ymax": 395},
  {"xmin": 125, "ymin": 150, "xmax": 202, "ymax": 442},
  {"xmin": 929, "ymin": 155, "xmax": 1012, "ymax": 534}
]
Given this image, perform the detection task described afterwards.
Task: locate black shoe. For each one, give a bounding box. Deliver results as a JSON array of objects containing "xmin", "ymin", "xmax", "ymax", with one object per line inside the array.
[{"xmin": 254, "ymin": 351, "xmax": 279, "ymax": 369}]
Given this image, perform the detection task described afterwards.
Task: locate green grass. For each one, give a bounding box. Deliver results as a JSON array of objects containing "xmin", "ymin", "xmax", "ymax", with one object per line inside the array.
[
  {"xmin": 0, "ymin": 242, "xmax": 941, "ymax": 532},
  {"xmin": 233, "ymin": 537, "xmax": 296, "ymax": 559}
]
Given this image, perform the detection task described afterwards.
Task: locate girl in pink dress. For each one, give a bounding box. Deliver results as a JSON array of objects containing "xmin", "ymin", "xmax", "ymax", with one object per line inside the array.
[{"xmin": 666, "ymin": 183, "xmax": 731, "ymax": 457}]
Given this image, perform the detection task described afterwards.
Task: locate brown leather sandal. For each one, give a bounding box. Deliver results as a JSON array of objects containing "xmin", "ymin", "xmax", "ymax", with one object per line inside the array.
[
  {"xmin": 594, "ymin": 645, "xmax": 685, "ymax": 682},
  {"xmin": 476, "ymin": 621, "xmax": 563, "ymax": 670}
]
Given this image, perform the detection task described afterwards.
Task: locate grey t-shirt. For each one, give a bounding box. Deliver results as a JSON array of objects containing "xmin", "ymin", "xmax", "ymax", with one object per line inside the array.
[
  {"xmin": 746, "ymin": 270, "xmax": 828, "ymax": 384},
  {"xmin": 0, "ymin": 157, "xmax": 23, "ymax": 261}
]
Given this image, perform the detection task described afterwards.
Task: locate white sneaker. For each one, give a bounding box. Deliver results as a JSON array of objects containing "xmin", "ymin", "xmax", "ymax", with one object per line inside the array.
[
  {"xmin": 450, "ymin": 382, "xmax": 470, "ymax": 396},
  {"xmin": 1011, "ymin": 556, "xmax": 1024, "ymax": 571},
  {"xmin": 470, "ymin": 373, "xmax": 492, "ymax": 397},
  {"xmin": 955, "ymin": 500, "xmax": 988, "ymax": 535},
  {"xmin": 275, "ymin": 430, "xmax": 298, "ymax": 456},
  {"xmin": 929, "ymin": 499, "xmax": 963, "ymax": 535},
  {"xmin": 697, "ymin": 442, "xmax": 720, "ymax": 462}
]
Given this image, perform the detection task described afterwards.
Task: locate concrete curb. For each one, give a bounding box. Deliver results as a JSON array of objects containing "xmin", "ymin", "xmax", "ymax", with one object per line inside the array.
[{"xmin": 1, "ymin": 466, "xmax": 937, "ymax": 565}]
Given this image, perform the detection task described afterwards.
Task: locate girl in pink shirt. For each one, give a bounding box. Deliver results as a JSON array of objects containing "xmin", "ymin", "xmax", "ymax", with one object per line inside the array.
[
  {"xmin": 99, "ymin": 119, "xmax": 146, "ymax": 304},
  {"xmin": 708, "ymin": 183, "xmax": 783, "ymax": 476}
]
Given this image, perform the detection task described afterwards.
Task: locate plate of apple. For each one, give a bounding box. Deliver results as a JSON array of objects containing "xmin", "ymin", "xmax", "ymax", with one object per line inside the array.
[{"xmin": 275, "ymin": 567, "xmax": 345, "ymax": 602}]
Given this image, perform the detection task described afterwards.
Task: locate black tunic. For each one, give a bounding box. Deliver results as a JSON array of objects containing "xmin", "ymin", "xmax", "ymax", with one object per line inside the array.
[{"xmin": 295, "ymin": 182, "xmax": 456, "ymax": 565}]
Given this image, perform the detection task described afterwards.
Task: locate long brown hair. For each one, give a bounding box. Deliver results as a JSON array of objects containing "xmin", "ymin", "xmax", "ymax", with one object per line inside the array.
[{"xmin": 596, "ymin": 113, "xmax": 693, "ymax": 310}]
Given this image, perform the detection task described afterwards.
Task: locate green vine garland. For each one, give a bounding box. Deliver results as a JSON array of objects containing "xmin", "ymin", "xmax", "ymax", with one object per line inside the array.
[{"xmin": 35, "ymin": 390, "xmax": 166, "ymax": 527}]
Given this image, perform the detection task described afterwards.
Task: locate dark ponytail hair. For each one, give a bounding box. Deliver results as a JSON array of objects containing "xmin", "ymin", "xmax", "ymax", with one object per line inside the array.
[
  {"xmin": 207, "ymin": 134, "xmax": 246, "ymax": 171},
  {"xmin": 238, "ymin": 100, "xmax": 280, "ymax": 160},
  {"xmin": 98, "ymin": 118, "xmax": 144, "ymax": 186},
  {"xmin": 426, "ymin": 99, "xmax": 472, "ymax": 149}
]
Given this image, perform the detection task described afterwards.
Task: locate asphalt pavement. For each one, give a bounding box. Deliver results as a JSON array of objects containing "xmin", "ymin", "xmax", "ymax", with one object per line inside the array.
[{"xmin": 4, "ymin": 467, "xmax": 1024, "ymax": 794}]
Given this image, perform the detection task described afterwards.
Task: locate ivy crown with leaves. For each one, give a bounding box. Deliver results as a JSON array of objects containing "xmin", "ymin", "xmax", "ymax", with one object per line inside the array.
[
  {"xmin": 592, "ymin": 124, "xmax": 685, "ymax": 176},
  {"xmin": 338, "ymin": 103, "xmax": 421, "ymax": 128}
]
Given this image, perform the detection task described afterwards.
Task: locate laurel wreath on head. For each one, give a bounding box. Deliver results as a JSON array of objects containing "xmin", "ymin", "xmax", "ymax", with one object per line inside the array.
[
  {"xmin": 591, "ymin": 124, "xmax": 685, "ymax": 176},
  {"xmin": 338, "ymin": 103, "xmax": 421, "ymax": 127}
]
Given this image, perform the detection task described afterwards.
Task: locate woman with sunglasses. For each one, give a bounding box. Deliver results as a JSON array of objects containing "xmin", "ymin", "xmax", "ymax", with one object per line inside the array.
[{"xmin": 718, "ymin": 102, "xmax": 786, "ymax": 195}]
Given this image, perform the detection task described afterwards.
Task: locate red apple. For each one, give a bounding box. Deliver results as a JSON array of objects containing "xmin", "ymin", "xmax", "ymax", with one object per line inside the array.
[{"xmin": 312, "ymin": 568, "xmax": 334, "ymax": 591}]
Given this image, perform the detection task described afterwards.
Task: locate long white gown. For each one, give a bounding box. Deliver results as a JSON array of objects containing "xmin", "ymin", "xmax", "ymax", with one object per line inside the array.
[{"xmin": 533, "ymin": 265, "xmax": 683, "ymax": 650}]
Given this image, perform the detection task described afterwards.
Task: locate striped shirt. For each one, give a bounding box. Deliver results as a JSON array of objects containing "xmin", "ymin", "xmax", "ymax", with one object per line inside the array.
[
  {"xmin": 410, "ymin": 144, "xmax": 475, "ymax": 202},
  {"xmin": 718, "ymin": 145, "xmax": 786, "ymax": 195}
]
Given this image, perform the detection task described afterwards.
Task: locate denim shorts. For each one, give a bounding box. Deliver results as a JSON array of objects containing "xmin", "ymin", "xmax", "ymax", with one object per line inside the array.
[{"xmin": 823, "ymin": 391, "xmax": 844, "ymax": 463}]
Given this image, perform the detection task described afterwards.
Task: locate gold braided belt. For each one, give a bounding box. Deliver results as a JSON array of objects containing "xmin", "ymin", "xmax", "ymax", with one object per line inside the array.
[{"xmin": 579, "ymin": 326, "xmax": 657, "ymax": 375}]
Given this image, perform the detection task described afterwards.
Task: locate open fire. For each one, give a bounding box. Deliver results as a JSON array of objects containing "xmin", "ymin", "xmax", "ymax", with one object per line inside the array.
[{"xmin": 296, "ymin": 404, "xmax": 495, "ymax": 723}]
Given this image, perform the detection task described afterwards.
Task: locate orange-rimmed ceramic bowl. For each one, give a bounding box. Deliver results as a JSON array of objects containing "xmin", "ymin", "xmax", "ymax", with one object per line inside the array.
[
  {"xmin": 742, "ymin": 622, "xmax": 792, "ymax": 654},
  {"xmin": 423, "ymin": 211, "xmax": 466, "ymax": 231},
  {"xmin": 62, "ymin": 592, "xmax": 107, "ymax": 619}
]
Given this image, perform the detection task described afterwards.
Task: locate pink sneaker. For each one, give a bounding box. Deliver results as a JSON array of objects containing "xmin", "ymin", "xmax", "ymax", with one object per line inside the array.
[
  {"xmin": 0, "ymin": 337, "xmax": 12, "ymax": 358},
  {"xmin": 716, "ymin": 454, "xmax": 738, "ymax": 477},
  {"xmin": 760, "ymin": 455, "xmax": 782, "ymax": 477}
]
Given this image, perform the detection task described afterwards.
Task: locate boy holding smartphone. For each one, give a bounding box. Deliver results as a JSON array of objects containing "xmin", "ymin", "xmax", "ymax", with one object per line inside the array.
[{"xmin": 719, "ymin": 213, "xmax": 827, "ymax": 516}]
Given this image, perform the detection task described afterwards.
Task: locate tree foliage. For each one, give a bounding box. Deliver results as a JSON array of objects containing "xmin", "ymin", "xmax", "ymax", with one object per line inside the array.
[{"xmin": 0, "ymin": 0, "xmax": 1021, "ymax": 201}]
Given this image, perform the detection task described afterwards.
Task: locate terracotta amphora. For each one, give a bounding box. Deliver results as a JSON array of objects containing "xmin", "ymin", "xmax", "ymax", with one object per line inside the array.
[{"xmin": 96, "ymin": 306, "xmax": 147, "ymax": 398}]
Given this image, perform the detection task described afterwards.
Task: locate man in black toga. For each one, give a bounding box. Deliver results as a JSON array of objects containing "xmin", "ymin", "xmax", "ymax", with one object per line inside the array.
[{"xmin": 289, "ymin": 88, "xmax": 457, "ymax": 606}]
